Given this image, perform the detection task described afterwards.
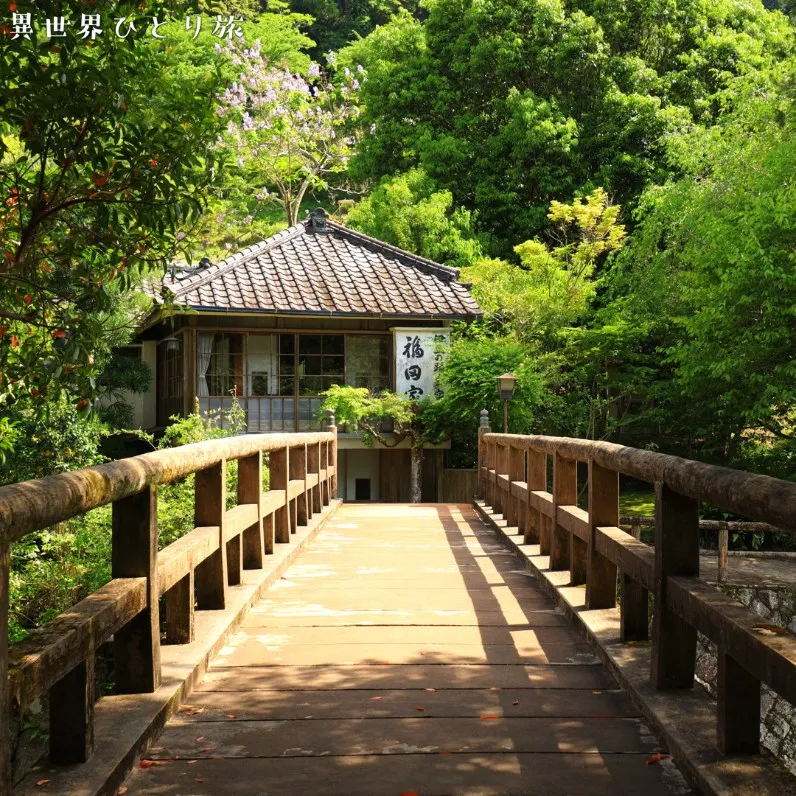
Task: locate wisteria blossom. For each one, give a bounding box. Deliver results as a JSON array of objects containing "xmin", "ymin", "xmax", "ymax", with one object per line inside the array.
[{"xmin": 216, "ymin": 41, "xmax": 363, "ymax": 225}]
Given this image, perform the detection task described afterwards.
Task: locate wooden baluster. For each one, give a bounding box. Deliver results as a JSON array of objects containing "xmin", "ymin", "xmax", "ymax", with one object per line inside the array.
[
  {"xmin": 718, "ymin": 527, "xmax": 729, "ymax": 583},
  {"xmin": 320, "ymin": 440, "xmax": 330, "ymax": 506},
  {"xmin": 651, "ymin": 481, "xmax": 698, "ymax": 689},
  {"xmin": 478, "ymin": 410, "xmax": 490, "ymax": 500},
  {"xmin": 525, "ymin": 449, "xmax": 545, "ymax": 545},
  {"xmin": 495, "ymin": 443, "xmax": 507, "ymax": 516},
  {"xmin": 507, "ymin": 443, "xmax": 525, "ymax": 530},
  {"xmin": 485, "ymin": 438, "xmax": 495, "ymax": 509},
  {"xmin": 271, "ymin": 446, "xmax": 290, "ymax": 543},
  {"xmin": 290, "ymin": 443, "xmax": 307, "ymax": 530},
  {"xmin": 550, "ymin": 453, "xmax": 576, "ymax": 572},
  {"xmin": 620, "ymin": 497, "xmax": 648, "ymax": 640},
  {"xmin": 569, "ymin": 464, "xmax": 588, "ymax": 586},
  {"xmin": 307, "ymin": 441, "xmax": 322, "ymax": 517},
  {"xmin": 327, "ymin": 411, "xmax": 338, "ymax": 501},
  {"xmin": 112, "ymin": 487, "xmax": 161, "ymax": 693},
  {"xmin": 586, "ymin": 460, "xmax": 619, "ymax": 610},
  {"xmin": 717, "ymin": 648, "xmax": 760, "ymax": 754},
  {"xmin": 238, "ymin": 452, "xmax": 264, "ymax": 570},
  {"xmin": 1, "ymin": 542, "xmax": 11, "ymax": 792},
  {"xmin": 165, "ymin": 571, "xmax": 194, "ymax": 644},
  {"xmin": 195, "ymin": 461, "xmax": 228, "ymax": 609},
  {"xmin": 49, "ymin": 652, "xmax": 94, "ymax": 764}
]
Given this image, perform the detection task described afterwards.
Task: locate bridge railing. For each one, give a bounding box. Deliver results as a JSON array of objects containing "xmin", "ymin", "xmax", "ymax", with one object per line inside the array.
[
  {"xmin": 0, "ymin": 416, "xmax": 338, "ymax": 794},
  {"xmin": 477, "ymin": 418, "xmax": 796, "ymax": 758}
]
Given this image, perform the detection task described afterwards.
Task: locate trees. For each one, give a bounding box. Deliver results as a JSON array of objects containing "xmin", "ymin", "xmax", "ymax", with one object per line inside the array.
[
  {"xmin": 342, "ymin": 0, "xmax": 791, "ymax": 249},
  {"xmin": 320, "ymin": 385, "xmax": 428, "ymax": 502},
  {"xmin": 0, "ymin": 1, "xmax": 225, "ymax": 418},
  {"xmin": 216, "ymin": 45, "xmax": 362, "ymax": 226},
  {"xmin": 343, "ymin": 168, "xmax": 483, "ymax": 268},
  {"xmin": 607, "ymin": 62, "xmax": 796, "ymax": 464}
]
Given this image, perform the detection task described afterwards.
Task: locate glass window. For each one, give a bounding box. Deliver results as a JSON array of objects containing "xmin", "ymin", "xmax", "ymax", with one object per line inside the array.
[
  {"xmin": 197, "ymin": 333, "xmax": 243, "ymax": 397},
  {"xmin": 346, "ymin": 336, "xmax": 390, "ymax": 393},
  {"xmin": 298, "ymin": 334, "xmax": 345, "ymax": 396}
]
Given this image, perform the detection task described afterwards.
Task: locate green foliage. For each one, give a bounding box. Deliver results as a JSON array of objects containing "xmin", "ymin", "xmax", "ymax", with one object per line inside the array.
[
  {"xmin": 344, "ymin": 168, "xmax": 483, "ymax": 268},
  {"xmin": 342, "ymin": 0, "xmax": 792, "ymax": 249},
  {"xmin": 423, "ymin": 335, "xmax": 545, "ymax": 466},
  {"xmin": 320, "ymin": 384, "xmax": 419, "ymax": 446},
  {"xmin": 609, "ymin": 62, "xmax": 796, "ymax": 460},
  {"xmin": 0, "ymin": 396, "xmax": 107, "ymax": 485},
  {"xmin": 290, "ymin": 0, "xmax": 422, "ymax": 58},
  {"xmin": 463, "ymin": 189, "xmax": 625, "ymax": 340},
  {"xmin": 0, "ymin": 1, "xmax": 226, "ymax": 410}
]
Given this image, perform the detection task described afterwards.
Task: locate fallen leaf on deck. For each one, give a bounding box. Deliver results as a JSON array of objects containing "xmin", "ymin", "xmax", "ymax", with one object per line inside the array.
[
  {"xmin": 139, "ymin": 760, "xmax": 165, "ymax": 769},
  {"xmin": 118, "ymin": 789, "xmax": 128, "ymax": 795},
  {"xmin": 224, "ymin": 714, "xmax": 237, "ymax": 719},
  {"xmin": 370, "ymin": 696, "xmax": 382, "ymax": 701},
  {"xmin": 480, "ymin": 714, "xmax": 500, "ymax": 719},
  {"xmin": 645, "ymin": 753, "xmax": 671, "ymax": 766},
  {"xmin": 194, "ymin": 778, "xmax": 205, "ymax": 783},
  {"xmin": 512, "ymin": 701, "xmax": 519, "ymax": 706},
  {"xmin": 195, "ymin": 737, "xmax": 205, "ymax": 742},
  {"xmin": 425, "ymin": 688, "xmax": 437, "ymax": 692},
  {"xmin": 187, "ymin": 760, "xmax": 198, "ymax": 764},
  {"xmin": 489, "ymin": 687, "xmax": 502, "ymax": 691},
  {"xmin": 416, "ymin": 706, "xmax": 425, "ymax": 712},
  {"xmin": 35, "ymin": 781, "xmax": 50, "ymax": 787}
]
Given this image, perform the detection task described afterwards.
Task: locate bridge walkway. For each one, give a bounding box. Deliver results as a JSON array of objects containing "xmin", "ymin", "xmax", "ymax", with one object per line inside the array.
[{"xmin": 123, "ymin": 503, "xmax": 691, "ymax": 795}]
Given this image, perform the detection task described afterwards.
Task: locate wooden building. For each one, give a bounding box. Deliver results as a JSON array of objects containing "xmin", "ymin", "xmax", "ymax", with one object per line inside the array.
[{"xmin": 131, "ymin": 209, "xmax": 482, "ymax": 501}]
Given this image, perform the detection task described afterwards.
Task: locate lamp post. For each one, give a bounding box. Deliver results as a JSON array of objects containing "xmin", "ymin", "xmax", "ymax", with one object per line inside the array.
[{"xmin": 496, "ymin": 372, "xmax": 517, "ymax": 433}]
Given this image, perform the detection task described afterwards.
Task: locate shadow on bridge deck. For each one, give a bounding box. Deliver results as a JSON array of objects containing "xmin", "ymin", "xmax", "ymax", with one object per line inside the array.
[{"xmin": 122, "ymin": 503, "xmax": 692, "ymax": 795}]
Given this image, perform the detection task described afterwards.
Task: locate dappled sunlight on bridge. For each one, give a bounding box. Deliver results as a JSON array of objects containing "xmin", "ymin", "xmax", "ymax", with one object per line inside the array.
[{"xmin": 122, "ymin": 503, "xmax": 691, "ymax": 795}]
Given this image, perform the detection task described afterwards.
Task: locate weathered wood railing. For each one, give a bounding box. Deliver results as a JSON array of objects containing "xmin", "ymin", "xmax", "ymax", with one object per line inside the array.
[
  {"xmin": 477, "ymin": 414, "xmax": 796, "ymax": 758},
  {"xmin": 0, "ymin": 415, "xmax": 338, "ymax": 794}
]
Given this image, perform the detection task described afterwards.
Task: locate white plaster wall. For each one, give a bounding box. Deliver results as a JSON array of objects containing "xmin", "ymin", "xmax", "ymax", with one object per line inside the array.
[{"xmin": 343, "ymin": 449, "xmax": 380, "ymax": 501}]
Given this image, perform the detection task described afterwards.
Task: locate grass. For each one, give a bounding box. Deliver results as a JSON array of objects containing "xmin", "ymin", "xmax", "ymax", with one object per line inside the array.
[{"xmin": 619, "ymin": 488, "xmax": 655, "ymax": 517}]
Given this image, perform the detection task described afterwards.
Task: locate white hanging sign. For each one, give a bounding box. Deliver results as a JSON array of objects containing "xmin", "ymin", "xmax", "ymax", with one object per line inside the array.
[{"xmin": 392, "ymin": 328, "xmax": 450, "ymax": 402}]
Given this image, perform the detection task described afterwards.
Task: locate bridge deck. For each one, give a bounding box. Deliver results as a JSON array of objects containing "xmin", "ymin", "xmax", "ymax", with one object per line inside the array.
[{"xmin": 124, "ymin": 504, "xmax": 691, "ymax": 795}]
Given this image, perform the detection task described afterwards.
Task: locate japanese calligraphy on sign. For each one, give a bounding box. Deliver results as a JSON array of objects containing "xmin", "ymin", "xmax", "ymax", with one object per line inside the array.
[{"xmin": 393, "ymin": 328, "xmax": 450, "ymax": 402}]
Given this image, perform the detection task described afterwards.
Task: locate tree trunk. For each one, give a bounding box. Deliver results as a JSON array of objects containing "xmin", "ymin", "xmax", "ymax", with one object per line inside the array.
[{"xmin": 410, "ymin": 443, "xmax": 423, "ymax": 503}]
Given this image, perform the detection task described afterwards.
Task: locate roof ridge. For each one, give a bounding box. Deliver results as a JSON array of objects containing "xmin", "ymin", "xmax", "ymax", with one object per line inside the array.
[
  {"xmin": 167, "ymin": 222, "xmax": 307, "ymax": 298},
  {"xmin": 324, "ymin": 219, "xmax": 462, "ymax": 282}
]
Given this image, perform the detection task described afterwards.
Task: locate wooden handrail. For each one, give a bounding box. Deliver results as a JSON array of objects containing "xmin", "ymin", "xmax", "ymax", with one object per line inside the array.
[
  {"xmin": 0, "ymin": 417, "xmax": 338, "ymax": 795},
  {"xmin": 476, "ymin": 419, "xmax": 796, "ymax": 759}
]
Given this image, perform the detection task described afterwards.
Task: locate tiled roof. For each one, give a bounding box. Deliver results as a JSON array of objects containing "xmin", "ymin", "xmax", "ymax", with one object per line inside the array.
[{"xmin": 155, "ymin": 210, "xmax": 482, "ymax": 320}]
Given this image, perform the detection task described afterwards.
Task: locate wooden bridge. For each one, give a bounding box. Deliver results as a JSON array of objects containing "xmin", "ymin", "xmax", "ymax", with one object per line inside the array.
[{"xmin": 1, "ymin": 413, "xmax": 796, "ymax": 794}]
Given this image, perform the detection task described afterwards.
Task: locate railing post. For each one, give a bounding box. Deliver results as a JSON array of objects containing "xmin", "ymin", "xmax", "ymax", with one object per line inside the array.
[
  {"xmin": 194, "ymin": 461, "xmax": 228, "ymax": 609},
  {"xmin": 586, "ymin": 460, "xmax": 619, "ymax": 610},
  {"xmin": 307, "ymin": 441, "xmax": 322, "ymax": 517},
  {"xmin": 507, "ymin": 442, "xmax": 525, "ymax": 529},
  {"xmin": 718, "ymin": 526, "xmax": 729, "ymax": 583},
  {"xmin": 271, "ymin": 446, "xmax": 290, "ymax": 543},
  {"xmin": 525, "ymin": 449, "xmax": 545, "ymax": 545},
  {"xmin": 494, "ymin": 443, "xmax": 507, "ymax": 516},
  {"xmin": 486, "ymin": 437, "xmax": 496, "ymax": 508},
  {"xmin": 112, "ymin": 486, "xmax": 161, "ymax": 694},
  {"xmin": 1, "ymin": 542, "xmax": 11, "ymax": 793},
  {"xmin": 550, "ymin": 453, "xmax": 576, "ymax": 572},
  {"xmin": 49, "ymin": 648, "xmax": 94, "ymax": 763},
  {"xmin": 165, "ymin": 570, "xmax": 194, "ymax": 644},
  {"xmin": 327, "ymin": 410, "xmax": 337, "ymax": 500},
  {"xmin": 290, "ymin": 443, "xmax": 308, "ymax": 528},
  {"xmin": 717, "ymin": 649, "xmax": 760, "ymax": 754},
  {"xmin": 620, "ymin": 507, "xmax": 649, "ymax": 640},
  {"xmin": 477, "ymin": 409, "xmax": 490, "ymax": 499},
  {"xmin": 651, "ymin": 481, "xmax": 698, "ymax": 689},
  {"xmin": 238, "ymin": 452, "xmax": 265, "ymax": 570}
]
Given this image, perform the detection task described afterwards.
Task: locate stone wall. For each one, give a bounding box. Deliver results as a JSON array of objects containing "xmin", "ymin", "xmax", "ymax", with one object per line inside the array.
[{"xmin": 695, "ymin": 583, "xmax": 796, "ymax": 775}]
